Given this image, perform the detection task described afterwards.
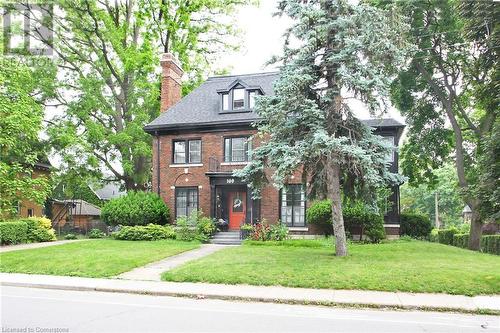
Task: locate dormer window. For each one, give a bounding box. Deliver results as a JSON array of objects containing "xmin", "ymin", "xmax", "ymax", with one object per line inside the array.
[
  {"xmin": 249, "ymin": 91, "xmax": 257, "ymax": 108},
  {"xmin": 222, "ymin": 93, "xmax": 229, "ymax": 111},
  {"xmin": 217, "ymin": 80, "xmax": 263, "ymax": 113},
  {"xmin": 233, "ymin": 88, "xmax": 245, "ymax": 109}
]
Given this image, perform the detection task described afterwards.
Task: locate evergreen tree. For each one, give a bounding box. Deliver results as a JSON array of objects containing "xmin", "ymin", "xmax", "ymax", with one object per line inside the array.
[{"xmin": 236, "ymin": 0, "xmax": 409, "ymax": 256}]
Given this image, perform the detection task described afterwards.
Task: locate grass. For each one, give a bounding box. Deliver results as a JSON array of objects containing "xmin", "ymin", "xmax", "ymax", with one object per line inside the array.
[
  {"xmin": 0, "ymin": 239, "xmax": 199, "ymax": 278},
  {"xmin": 162, "ymin": 239, "xmax": 500, "ymax": 296}
]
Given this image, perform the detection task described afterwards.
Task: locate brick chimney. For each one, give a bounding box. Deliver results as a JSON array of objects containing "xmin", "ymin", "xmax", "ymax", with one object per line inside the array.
[{"xmin": 160, "ymin": 53, "xmax": 183, "ymax": 113}]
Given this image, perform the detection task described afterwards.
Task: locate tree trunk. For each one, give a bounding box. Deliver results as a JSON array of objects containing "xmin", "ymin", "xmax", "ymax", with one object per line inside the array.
[
  {"xmin": 325, "ymin": 155, "xmax": 348, "ymax": 256},
  {"xmin": 468, "ymin": 201, "xmax": 482, "ymax": 250}
]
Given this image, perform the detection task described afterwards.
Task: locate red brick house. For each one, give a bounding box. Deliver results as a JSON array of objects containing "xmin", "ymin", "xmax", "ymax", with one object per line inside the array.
[{"xmin": 144, "ymin": 53, "xmax": 404, "ymax": 236}]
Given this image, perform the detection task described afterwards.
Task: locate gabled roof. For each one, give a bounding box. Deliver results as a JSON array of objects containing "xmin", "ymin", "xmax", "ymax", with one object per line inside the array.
[{"xmin": 145, "ymin": 71, "xmax": 405, "ymax": 133}]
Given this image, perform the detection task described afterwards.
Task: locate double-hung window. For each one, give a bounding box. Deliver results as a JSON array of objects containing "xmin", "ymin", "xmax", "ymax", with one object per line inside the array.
[
  {"xmin": 224, "ymin": 137, "xmax": 252, "ymax": 162},
  {"xmin": 173, "ymin": 139, "xmax": 201, "ymax": 164},
  {"xmin": 175, "ymin": 187, "xmax": 198, "ymax": 218},
  {"xmin": 280, "ymin": 184, "xmax": 306, "ymax": 227},
  {"xmin": 382, "ymin": 136, "xmax": 395, "ymax": 163}
]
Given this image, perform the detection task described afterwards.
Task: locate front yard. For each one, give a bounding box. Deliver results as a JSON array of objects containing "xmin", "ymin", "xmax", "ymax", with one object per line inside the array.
[
  {"xmin": 162, "ymin": 239, "xmax": 500, "ymax": 296},
  {"xmin": 0, "ymin": 239, "xmax": 199, "ymax": 278}
]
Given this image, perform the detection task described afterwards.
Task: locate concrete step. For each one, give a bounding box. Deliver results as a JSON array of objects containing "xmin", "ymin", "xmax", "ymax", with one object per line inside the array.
[
  {"xmin": 212, "ymin": 234, "xmax": 241, "ymax": 239},
  {"xmin": 210, "ymin": 239, "xmax": 242, "ymax": 245}
]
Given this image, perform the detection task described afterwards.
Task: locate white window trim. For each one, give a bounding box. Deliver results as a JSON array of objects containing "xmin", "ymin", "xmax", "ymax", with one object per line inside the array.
[
  {"xmin": 289, "ymin": 227, "xmax": 309, "ymax": 232},
  {"xmin": 169, "ymin": 163, "xmax": 203, "ymax": 168},
  {"xmin": 220, "ymin": 162, "xmax": 249, "ymax": 166}
]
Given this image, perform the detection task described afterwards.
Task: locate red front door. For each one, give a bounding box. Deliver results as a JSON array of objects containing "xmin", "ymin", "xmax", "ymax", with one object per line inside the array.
[{"xmin": 228, "ymin": 191, "xmax": 246, "ymax": 229}]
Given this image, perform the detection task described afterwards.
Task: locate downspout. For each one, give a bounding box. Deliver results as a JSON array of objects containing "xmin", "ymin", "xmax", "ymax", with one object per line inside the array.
[{"xmin": 156, "ymin": 131, "xmax": 161, "ymax": 195}]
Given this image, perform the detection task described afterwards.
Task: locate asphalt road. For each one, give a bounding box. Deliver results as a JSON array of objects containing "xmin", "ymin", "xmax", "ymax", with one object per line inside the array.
[{"xmin": 1, "ymin": 286, "xmax": 498, "ymax": 333}]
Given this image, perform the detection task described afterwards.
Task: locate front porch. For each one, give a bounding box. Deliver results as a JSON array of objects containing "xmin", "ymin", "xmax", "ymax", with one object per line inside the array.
[{"xmin": 207, "ymin": 174, "xmax": 261, "ymax": 230}]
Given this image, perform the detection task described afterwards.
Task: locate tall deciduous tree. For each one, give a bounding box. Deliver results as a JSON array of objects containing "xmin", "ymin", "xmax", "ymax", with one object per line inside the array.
[
  {"xmin": 386, "ymin": 0, "xmax": 498, "ymax": 250},
  {"xmin": 0, "ymin": 59, "xmax": 51, "ymax": 218},
  {"xmin": 21, "ymin": 0, "xmax": 251, "ymax": 190},
  {"xmin": 236, "ymin": 0, "xmax": 409, "ymax": 256}
]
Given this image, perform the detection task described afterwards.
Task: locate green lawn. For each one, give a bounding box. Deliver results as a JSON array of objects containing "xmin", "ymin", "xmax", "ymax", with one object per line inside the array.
[
  {"xmin": 0, "ymin": 239, "xmax": 199, "ymax": 278},
  {"xmin": 162, "ymin": 239, "xmax": 500, "ymax": 296}
]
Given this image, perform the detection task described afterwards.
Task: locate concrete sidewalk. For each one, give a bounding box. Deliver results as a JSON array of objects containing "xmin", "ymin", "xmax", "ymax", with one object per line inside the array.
[
  {"xmin": 117, "ymin": 244, "xmax": 228, "ymax": 281},
  {"xmin": 1, "ymin": 273, "xmax": 499, "ymax": 313},
  {"xmin": 0, "ymin": 239, "xmax": 89, "ymax": 253}
]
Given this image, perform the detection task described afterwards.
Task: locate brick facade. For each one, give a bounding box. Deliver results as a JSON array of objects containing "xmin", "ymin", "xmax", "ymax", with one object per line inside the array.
[{"xmin": 149, "ymin": 53, "xmax": 402, "ymax": 235}]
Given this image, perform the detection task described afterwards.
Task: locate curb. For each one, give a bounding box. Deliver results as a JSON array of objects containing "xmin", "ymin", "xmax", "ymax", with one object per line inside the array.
[{"xmin": 2, "ymin": 279, "xmax": 499, "ymax": 316}]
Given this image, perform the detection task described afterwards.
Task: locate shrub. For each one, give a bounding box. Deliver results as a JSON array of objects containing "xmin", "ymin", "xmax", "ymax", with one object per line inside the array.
[
  {"xmin": 175, "ymin": 216, "xmax": 197, "ymax": 241},
  {"xmin": 430, "ymin": 228, "xmax": 439, "ymax": 242},
  {"xmin": 174, "ymin": 211, "xmax": 216, "ymax": 242},
  {"xmin": 400, "ymin": 213, "xmax": 432, "ymax": 239},
  {"xmin": 343, "ymin": 202, "xmax": 385, "ymax": 243},
  {"xmin": 64, "ymin": 233, "xmax": 77, "ymax": 240},
  {"xmin": 0, "ymin": 221, "xmax": 28, "ymax": 245},
  {"xmin": 88, "ymin": 228, "xmax": 106, "ymax": 239},
  {"xmin": 113, "ymin": 224, "xmax": 176, "ymax": 241},
  {"xmin": 24, "ymin": 217, "xmax": 56, "ymax": 242},
  {"xmin": 452, "ymin": 233, "xmax": 469, "ymax": 249},
  {"xmin": 306, "ymin": 199, "xmax": 385, "ymax": 242},
  {"xmin": 437, "ymin": 227, "xmax": 458, "ymax": 245},
  {"xmin": 269, "ymin": 223, "xmax": 289, "ymax": 241},
  {"xmin": 249, "ymin": 220, "xmax": 289, "ymax": 241},
  {"xmin": 306, "ymin": 200, "xmax": 333, "ymax": 235},
  {"xmin": 480, "ymin": 235, "xmax": 500, "ymax": 255},
  {"xmin": 101, "ymin": 191, "xmax": 169, "ymax": 226}
]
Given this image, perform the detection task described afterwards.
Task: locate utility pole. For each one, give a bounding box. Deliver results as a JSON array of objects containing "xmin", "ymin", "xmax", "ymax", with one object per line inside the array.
[{"xmin": 435, "ymin": 192, "xmax": 440, "ymax": 229}]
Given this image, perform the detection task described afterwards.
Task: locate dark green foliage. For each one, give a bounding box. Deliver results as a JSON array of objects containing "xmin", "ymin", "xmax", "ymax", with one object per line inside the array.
[
  {"xmin": 452, "ymin": 234, "xmax": 469, "ymax": 249},
  {"xmin": 480, "ymin": 235, "xmax": 500, "ymax": 255},
  {"xmin": 88, "ymin": 228, "xmax": 106, "ymax": 239},
  {"xmin": 101, "ymin": 191, "xmax": 169, "ymax": 226},
  {"xmin": 400, "ymin": 213, "xmax": 432, "ymax": 238},
  {"xmin": 306, "ymin": 200, "xmax": 385, "ymax": 242},
  {"xmin": 343, "ymin": 203, "xmax": 386, "ymax": 243},
  {"xmin": 64, "ymin": 233, "xmax": 77, "ymax": 240},
  {"xmin": 306, "ymin": 200, "xmax": 332, "ymax": 235},
  {"xmin": 0, "ymin": 218, "xmax": 56, "ymax": 245},
  {"xmin": 112, "ymin": 224, "xmax": 176, "ymax": 241},
  {"xmin": 0, "ymin": 221, "xmax": 28, "ymax": 245},
  {"xmin": 437, "ymin": 228, "xmax": 459, "ymax": 245}
]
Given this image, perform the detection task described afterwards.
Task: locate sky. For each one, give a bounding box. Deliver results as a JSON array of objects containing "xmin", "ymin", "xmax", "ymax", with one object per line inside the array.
[{"xmin": 215, "ymin": 0, "xmax": 405, "ymax": 123}]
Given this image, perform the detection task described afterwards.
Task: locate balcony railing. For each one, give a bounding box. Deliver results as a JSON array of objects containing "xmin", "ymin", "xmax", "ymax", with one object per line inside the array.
[{"xmin": 208, "ymin": 156, "xmax": 247, "ymax": 173}]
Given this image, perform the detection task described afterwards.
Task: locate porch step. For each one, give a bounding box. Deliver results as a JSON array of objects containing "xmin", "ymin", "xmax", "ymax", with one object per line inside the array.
[{"xmin": 210, "ymin": 231, "xmax": 242, "ymax": 245}]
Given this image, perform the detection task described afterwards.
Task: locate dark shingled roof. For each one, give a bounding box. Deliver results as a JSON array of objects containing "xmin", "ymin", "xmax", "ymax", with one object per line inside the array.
[{"xmin": 145, "ymin": 72, "xmax": 405, "ymax": 132}]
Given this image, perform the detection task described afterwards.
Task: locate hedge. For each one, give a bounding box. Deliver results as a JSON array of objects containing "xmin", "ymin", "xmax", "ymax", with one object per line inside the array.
[
  {"xmin": 452, "ymin": 233, "xmax": 469, "ymax": 249},
  {"xmin": 101, "ymin": 191, "xmax": 170, "ymax": 226},
  {"xmin": 112, "ymin": 224, "xmax": 176, "ymax": 241},
  {"xmin": 0, "ymin": 221, "xmax": 28, "ymax": 245},
  {"xmin": 400, "ymin": 213, "xmax": 432, "ymax": 238},
  {"xmin": 0, "ymin": 217, "xmax": 56, "ymax": 245},
  {"xmin": 437, "ymin": 228, "xmax": 458, "ymax": 245},
  {"xmin": 480, "ymin": 235, "xmax": 500, "ymax": 255}
]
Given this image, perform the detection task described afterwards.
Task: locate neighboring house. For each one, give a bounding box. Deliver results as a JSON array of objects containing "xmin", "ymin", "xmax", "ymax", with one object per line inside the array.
[
  {"xmin": 16, "ymin": 161, "xmax": 52, "ymax": 218},
  {"xmin": 144, "ymin": 53, "xmax": 404, "ymax": 236},
  {"xmin": 93, "ymin": 182, "xmax": 126, "ymax": 201},
  {"xmin": 52, "ymin": 199, "xmax": 103, "ymax": 233}
]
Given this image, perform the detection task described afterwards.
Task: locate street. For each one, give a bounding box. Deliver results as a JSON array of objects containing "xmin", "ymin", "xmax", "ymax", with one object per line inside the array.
[{"xmin": 1, "ymin": 286, "xmax": 498, "ymax": 332}]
